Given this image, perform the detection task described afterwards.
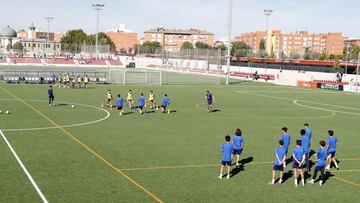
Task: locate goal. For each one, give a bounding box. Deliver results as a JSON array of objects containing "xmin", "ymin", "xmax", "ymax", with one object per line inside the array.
[{"xmin": 108, "ymin": 69, "xmax": 162, "ymax": 85}]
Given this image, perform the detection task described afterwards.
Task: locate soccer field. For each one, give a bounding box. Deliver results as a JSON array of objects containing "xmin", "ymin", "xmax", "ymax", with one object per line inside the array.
[{"xmin": 0, "ymin": 77, "xmax": 359, "ymax": 202}]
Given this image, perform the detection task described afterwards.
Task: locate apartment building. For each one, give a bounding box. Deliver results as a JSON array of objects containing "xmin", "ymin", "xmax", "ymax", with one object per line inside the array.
[
  {"xmin": 144, "ymin": 28, "xmax": 214, "ymax": 52},
  {"xmin": 236, "ymin": 30, "xmax": 344, "ymax": 58}
]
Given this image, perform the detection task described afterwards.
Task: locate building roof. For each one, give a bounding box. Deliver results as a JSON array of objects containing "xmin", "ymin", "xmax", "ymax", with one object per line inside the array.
[
  {"xmin": 144, "ymin": 28, "xmax": 213, "ymax": 35},
  {"xmin": 0, "ymin": 25, "xmax": 17, "ymax": 38}
]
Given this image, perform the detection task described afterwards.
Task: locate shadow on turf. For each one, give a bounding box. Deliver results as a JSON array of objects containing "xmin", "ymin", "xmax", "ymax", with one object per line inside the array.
[
  {"xmin": 230, "ymin": 157, "xmax": 253, "ymax": 177},
  {"xmin": 123, "ymin": 112, "xmax": 134, "ymax": 115},
  {"xmin": 210, "ymin": 109, "xmax": 221, "ymax": 113},
  {"xmin": 55, "ymin": 103, "xmax": 69, "ymax": 106}
]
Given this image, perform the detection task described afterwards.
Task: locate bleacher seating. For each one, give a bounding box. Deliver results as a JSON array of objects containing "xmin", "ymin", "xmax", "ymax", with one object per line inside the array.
[
  {"xmin": 10, "ymin": 57, "xmax": 42, "ymax": 64},
  {"xmin": 108, "ymin": 59, "xmax": 122, "ymax": 66},
  {"xmin": 46, "ymin": 58, "xmax": 74, "ymax": 65},
  {"xmin": 0, "ymin": 58, "xmax": 7, "ymax": 63}
]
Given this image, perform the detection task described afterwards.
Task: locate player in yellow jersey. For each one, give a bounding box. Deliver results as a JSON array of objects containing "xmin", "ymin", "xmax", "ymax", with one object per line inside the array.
[
  {"xmin": 148, "ymin": 90, "xmax": 156, "ymax": 109},
  {"xmin": 127, "ymin": 90, "xmax": 134, "ymax": 109},
  {"xmin": 77, "ymin": 75, "xmax": 82, "ymax": 88},
  {"xmin": 84, "ymin": 75, "xmax": 89, "ymax": 88},
  {"xmin": 105, "ymin": 90, "xmax": 113, "ymax": 109}
]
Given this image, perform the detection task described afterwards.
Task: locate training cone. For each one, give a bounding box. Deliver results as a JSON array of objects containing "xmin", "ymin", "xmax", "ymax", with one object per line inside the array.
[
  {"xmin": 100, "ymin": 103, "xmax": 104, "ymax": 108},
  {"xmin": 167, "ymin": 110, "xmax": 170, "ymax": 114}
]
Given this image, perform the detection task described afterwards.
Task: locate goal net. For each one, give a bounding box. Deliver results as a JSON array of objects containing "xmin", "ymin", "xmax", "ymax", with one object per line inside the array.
[{"xmin": 108, "ymin": 69, "xmax": 162, "ymax": 85}]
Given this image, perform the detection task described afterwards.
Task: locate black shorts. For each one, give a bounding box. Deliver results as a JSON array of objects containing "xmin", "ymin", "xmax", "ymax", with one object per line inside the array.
[
  {"xmin": 293, "ymin": 162, "xmax": 302, "ymax": 169},
  {"xmin": 232, "ymin": 149, "xmax": 243, "ymax": 155},
  {"xmin": 150, "ymin": 100, "xmax": 155, "ymax": 103},
  {"xmin": 161, "ymin": 105, "xmax": 167, "ymax": 110},
  {"xmin": 329, "ymin": 151, "xmax": 336, "ymax": 158},
  {"xmin": 117, "ymin": 106, "xmax": 123, "ymax": 110},
  {"xmin": 314, "ymin": 166, "xmax": 325, "ymax": 171},
  {"xmin": 273, "ymin": 165, "xmax": 284, "ymax": 171},
  {"xmin": 139, "ymin": 105, "xmax": 144, "ymax": 110},
  {"xmin": 221, "ymin": 161, "xmax": 231, "ymax": 166}
]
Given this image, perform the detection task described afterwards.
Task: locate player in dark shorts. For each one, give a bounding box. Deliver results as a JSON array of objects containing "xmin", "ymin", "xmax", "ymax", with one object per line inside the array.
[
  {"xmin": 48, "ymin": 85, "xmax": 55, "ymax": 106},
  {"xmin": 205, "ymin": 90, "xmax": 213, "ymax": 112}
]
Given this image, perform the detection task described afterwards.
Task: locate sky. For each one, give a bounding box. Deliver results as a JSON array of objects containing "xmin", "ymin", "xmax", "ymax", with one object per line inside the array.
[{"xmin": 1, "ymin": 0, "xmax": 359, "ymax": 39}]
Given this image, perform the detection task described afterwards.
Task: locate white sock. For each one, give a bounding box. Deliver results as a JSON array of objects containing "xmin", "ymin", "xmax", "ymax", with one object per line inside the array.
[
  {"xmin": 271, "ymin": 179, "xmax": 275, "ymax": 184},
  {"xmin": 301, "ymin": 179, "xmax": 305, "ymax": 186},
  {"xmin": 334, "ymin": 161, "xmax": 339, "ymax": 168}
]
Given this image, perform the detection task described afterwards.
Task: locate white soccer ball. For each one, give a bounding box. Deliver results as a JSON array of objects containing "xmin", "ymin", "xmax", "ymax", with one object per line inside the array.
[
  {"xmin": 5, "ymin": 111, "xmax": 9, "ymax": 114},
  {"xmin": 71, "ymin": 105, "xmax": 75, "ymax": 108}
]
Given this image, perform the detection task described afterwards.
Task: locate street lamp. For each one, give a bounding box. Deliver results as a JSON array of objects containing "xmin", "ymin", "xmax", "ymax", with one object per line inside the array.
[
  {"xmin": 225, "ymin": 0, "xmax": 233, "ymax": 85},
  {"xmin": 264, "ymin": 9, "xmax": 273, "ymax": 53},
  {"xmin": 344, "ymin": 37, "xmax": 350, "ymax": 79},
  {"xmin": 92, "ymin": 3, "xmax": 105, "ymax": 59},
  {"xmin": 44, "ymin": 17, "xmax": 54, "ymax": 54}
]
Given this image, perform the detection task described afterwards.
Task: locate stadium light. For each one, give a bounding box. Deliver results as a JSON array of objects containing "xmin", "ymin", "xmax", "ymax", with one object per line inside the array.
[
  {"xmin": 344, "ymin": 37, "xmax": 350, "ymax": 80},
  {"xmin": 92, "ymin": 3, "xmax": 105, "ymax": 59},
  {"xmin": 356, "ymin": 52, "xmax": 360, "ymax": 93},
  {"xmin": 225, "ymin": 0, "xmax": 233, "ymax": 85},
  {"xmin": 44, "ymin": 17, "xmax": 54, "ymax": 54}
]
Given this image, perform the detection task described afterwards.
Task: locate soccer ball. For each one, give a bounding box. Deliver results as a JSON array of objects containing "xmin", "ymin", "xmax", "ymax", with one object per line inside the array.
[
  {"xmin": 71, "ymin": 105, "xmax": 75, "ymax": 108},
  {"xmin": 5, "ymin": 111, "xmax": 10, "ymax": 114}
]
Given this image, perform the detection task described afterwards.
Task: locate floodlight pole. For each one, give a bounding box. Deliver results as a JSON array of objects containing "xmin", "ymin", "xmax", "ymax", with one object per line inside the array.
[
  {"xmin": 356, "ymin": 52, "xmax": 360, "ymax": 93},
  {"xmin": 44, "ymin": 17, "xmax": 54, "ymax": 54},
  {"xmin": 344, "ymin": 37, "xmax": 350, "ymax": 80},
  {"xmin": 92, "ymin": 3, "xmax": 105, "ymax": 59},
  {"xmin": 225, "ymin": 0, "xmax": 233, "ymax": 85}
]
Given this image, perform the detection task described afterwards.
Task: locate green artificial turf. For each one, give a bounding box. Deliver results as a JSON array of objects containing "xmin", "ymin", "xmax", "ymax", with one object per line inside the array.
[{"xmin": 0, "ymin": 75, "xmax": 359, "ymax": 202}]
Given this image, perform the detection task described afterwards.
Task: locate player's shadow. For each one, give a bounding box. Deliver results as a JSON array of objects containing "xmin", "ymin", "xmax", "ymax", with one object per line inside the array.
[
  {"xmin": 323, "ymin": 171, "xmax": 334, "ymax": 184},
  {"xmin": 145, "ymin": 110, "xmax": 156, "ymax": 114},
  {"xmin": 230, "ymin": 157, "xmax": 253, "ymax": 177},
  {"xmin": 285, "ymin": 157, "xmax": 293, "ymax": 165},
  {"xmin": 328, "ymin": 160, "xmax": 341, "ymax": 169},
  {"xmin": 169, "ymin": 110, "xmax": 177, "ymax": 113},
  {"xmin": 282, "ymin": 170, "xmax": 293, "ymax": 183},
  {"xmin": 123, "ymin": 112, "xmax": 134, "ymax": 115},
  {"xmin": 210, "ymin": 109, "xmax": 221, "ymax": 113},
  {"xmin": 309, "ymin": 150, "xmax": 316, "ymax": 158},
  {"xmin": 55, "ymin": 103, "xmax": 68, "ymax": 106}
]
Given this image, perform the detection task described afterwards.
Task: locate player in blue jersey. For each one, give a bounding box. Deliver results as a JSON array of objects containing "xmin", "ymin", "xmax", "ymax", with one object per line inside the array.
[
  {"xmin": 280, "ymin": 127, "xmax": 291, "ymax": 163},
  {"xmin": 138, "ymin": 93, "xmax": 146, "ymax": 114},
  {"xmin": 219, "ymin": 135, "xmax": 233, "ymax": 179},
  {"xmin": 292, "ymin": 140, "xmax": 305, "ymax": 187},
  {"xmin": 117, "ymin": 94, "xmax": 124, "ymax": 115},
  {"xmin": 232, "ymin": 128, "xmax": 244, "ymax": 167},
  {"xmin": 304, "ymin": 123, "xmax": 312, "ymax": 141},
  {"xmin": 300, "ymin": 129, "xmax": 310, "ymax": 172},
  {"xmin": 205, "ymin": 90, "xmax": 214, "ymax": 112},
  {"xmin": 308, "ymin": 140, "xmax": 330, "ymax": 185},
  {"xmin": 326, "ymin": 130, "xmax": 339, "ymax": 170},
  {"xmin": 48, "ymin": 85, "xmax": 55, "ymax": 106},
  {"xmin": 158, "ymin": 94, "xmax": 170, "ymax": 113},
  {"xmin": 269, "ymin": 140, "xmax": 286, "ymax": 185}
]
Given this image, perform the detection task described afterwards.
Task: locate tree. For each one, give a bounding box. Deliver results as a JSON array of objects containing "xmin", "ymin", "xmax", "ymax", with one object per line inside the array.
[
  {"xmin": 231, "ymin": 41, "xmax": 250, "ymax": 57},
  {"xmin": 181, "ymin": 41, "xmax": 193, "ymax": 50},
  {"xmin": 134, "ymin": 41, "xmax": 161, "ymax": 54},
  {"xmin": 333, "ymin": 56, "xmax": 340, "ymax": 70},
  {"xmin": 319, "ymin": 52, "xmax": 328, "ymax": 60},
  {"xmin": 60, "ymin": 29, "xmax": 116, "ymax": 53},
  {"xmin": 289, "ymin": 52, "xmax": 301, "ymax": 59},
  {"xmin": 195, "ymin": 41, "xmax": 211, "ymax": 49},
  {"xmin": 303, "ymin": 48, "xmax": 310, "ymax": 60},
  {"xmin": 259, "ymin": 39, "xmax": 266, "ymax": 50},
  {"xmin": 12, "ymin": 42, "xmax": 24, "ymax": 53}
]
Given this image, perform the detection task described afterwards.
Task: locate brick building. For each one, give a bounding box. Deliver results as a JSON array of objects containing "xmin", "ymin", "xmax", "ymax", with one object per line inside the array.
[
  {"xmin": 144, "ymin": 28, "xmax": 214, "ymax": 52},
  {"xmin": 236, "ymin": 30, "xmax": 344, "ymax": 58},
  {"xmin": 106, "ymin": 31, "xmax": 137, "ymax": 54}
]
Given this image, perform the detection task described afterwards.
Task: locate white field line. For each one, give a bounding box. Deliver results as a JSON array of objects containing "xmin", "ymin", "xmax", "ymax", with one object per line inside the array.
[
  {"xmin": 0, "ymin": 130, "xmax": 48, "ymax": 203},
  {"xmin": 237, "ymin": 91, "xmax": 360, "ymax": 116},
  {"xmin": 0, "ymin": 99, "xmax": 110, "ymax": 132}
]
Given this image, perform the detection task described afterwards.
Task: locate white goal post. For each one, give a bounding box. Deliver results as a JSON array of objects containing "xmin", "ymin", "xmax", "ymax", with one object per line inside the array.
[{"xmin": 108, "ymin": 68, "xmax": 162, "ymax": 85}]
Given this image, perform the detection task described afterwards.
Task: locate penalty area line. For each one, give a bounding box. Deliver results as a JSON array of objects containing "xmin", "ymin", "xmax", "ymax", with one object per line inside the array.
[{"xmin": 0, "ymin": 130, "xmax": 48, "ymax": 203}]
